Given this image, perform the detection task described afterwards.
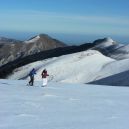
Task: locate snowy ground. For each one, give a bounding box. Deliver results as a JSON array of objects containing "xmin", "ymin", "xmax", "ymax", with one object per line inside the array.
[{"xmin": 0, "ymin": 79, "xmax": 129, "ymax": 129}]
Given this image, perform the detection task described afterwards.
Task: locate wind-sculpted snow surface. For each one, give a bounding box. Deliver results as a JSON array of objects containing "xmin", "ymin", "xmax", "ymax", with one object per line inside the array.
[{"xmin": 0, "ymin": 79, "xmax": 129, "ymax": 129}]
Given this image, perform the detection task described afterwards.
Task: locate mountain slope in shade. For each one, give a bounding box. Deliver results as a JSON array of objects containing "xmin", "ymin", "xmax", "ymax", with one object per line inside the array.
[{"xmin": 89, "ymin": 70, "xmax": 129, "ymax": 86}]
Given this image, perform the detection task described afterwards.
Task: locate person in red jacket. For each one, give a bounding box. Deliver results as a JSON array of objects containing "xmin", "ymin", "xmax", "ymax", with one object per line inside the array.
[{"xmin": 41, "ymin": 69, "xmax": 49, "ymax": 86}]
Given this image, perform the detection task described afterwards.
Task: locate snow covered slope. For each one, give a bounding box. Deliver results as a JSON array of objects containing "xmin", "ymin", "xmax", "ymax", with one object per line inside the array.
[
  {"xmin": 7, "ymin": 49, "xmax": 129, "ymax": 85},
  {"xmin": 92, "ymin": 37, "xmax": 129, "ymax": 60},
  {"xmin": 109, "ymin": 44, "xmax": 129, "ymax": 60},
  {"xmin": 93, "ymin": 37, "xmax": 117, "ymax": 48},
  {"xmin": 91, "ymin": 37, "xmax": 127, "ymax": 60},
  {"xmin": 7, "ymin": 50, "xmax": 115, "ymax": 83},
  {"xmin": 0, "ymin": 79, "xmax": 129, "ymax": 129}
]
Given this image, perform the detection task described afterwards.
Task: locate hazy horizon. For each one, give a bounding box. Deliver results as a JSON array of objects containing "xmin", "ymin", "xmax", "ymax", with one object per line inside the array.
[
  {"xmin": 0, "ymin": 31, "xmax": 129, "ymax": 45},
  {"xmin": 0, "ymin": 0, "xmax": 129, "ymax": 45}
]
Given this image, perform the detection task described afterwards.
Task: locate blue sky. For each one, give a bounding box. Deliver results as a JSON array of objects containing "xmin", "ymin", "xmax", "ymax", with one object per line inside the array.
[{"xmin": 0, "ymin": 0, "xmax": 129, "ymax": 44}]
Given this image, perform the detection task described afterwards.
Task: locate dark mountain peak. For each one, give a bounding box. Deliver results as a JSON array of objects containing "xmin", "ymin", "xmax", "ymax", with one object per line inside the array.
[
  {"xmin": 103, "ymin": 37, "xmax": 114, "ymax": 42},
  {"xmin": 27, "ymin": 34, "xmax": 49, "ymax": 40},
  {"xmin": 39, "ymin": 34, "xmax": 49, "ymax": 38},
  {"xmin": 25, "ymin": 34, "xmax": 64, "ymax": 44},
  {"xmin": 24, "ymin": 34, "xmax": 66, "ymax": 48}
]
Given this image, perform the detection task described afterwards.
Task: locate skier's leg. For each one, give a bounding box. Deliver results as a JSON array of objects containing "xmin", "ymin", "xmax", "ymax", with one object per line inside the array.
[
  {"xmin": 29, "ymin": 76, "xmax": 32, "ymax": 86},
  {"xmin": 42, "ymin": 78, "xmax": 45, "ymax": 86},
  {"xmin": 29, "ymin": 76, "xmax": 33, "ymax": 86},
  {"xmin": 31, "ymin": 77, "xmax": 34, "ymax": 86},
  {"xmin": 45, "ymin": 78, "xmax": 48, "ymax": 86},
  {"xmin": 42, "ymin": 78, "xmax": 47, "ymax": 87}
]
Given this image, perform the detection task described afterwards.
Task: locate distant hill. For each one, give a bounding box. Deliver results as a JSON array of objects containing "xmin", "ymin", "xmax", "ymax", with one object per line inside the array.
[
  {"xmin": 90, "ymin": 37, "xmax": 129, "ymax": 60},
  {"xmin": 0, "ymin": 37, "xmax": 22, "ymax": 44},
  {"xmin": 0, "ymin": 34, "xmax": 66, "ymax": 66}
]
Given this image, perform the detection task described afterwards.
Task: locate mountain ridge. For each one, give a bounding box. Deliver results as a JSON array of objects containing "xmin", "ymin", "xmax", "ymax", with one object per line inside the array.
[
  {"xmin": 0, "ymin": 34, "xmax": 66, "ymax": 66},
  {"xmin": 1, "ymin": 35, "xmax": 129, "ymax": 81}
]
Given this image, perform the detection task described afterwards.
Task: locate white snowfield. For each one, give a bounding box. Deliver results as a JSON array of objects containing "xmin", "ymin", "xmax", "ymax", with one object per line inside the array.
[
  {"xmin": 7, "ymin": 50, "xmax": 129, "ymax": 84},
  {"xmin": 0, "ymin": 79, "xmax": 129, "ymax": 129}
]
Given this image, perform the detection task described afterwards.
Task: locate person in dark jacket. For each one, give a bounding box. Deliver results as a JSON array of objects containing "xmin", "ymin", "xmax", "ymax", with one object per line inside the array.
[
  {"xmin": 29, "ymin": 68, "xmax": 36, "ymax": 86},
  {"xmin": 41, "ymin": 69, "xmax": 49, "ymax": 86}
]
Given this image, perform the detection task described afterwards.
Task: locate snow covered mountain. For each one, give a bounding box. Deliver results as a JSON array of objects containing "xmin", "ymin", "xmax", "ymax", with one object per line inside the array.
[
  {"xmin": 0, "ymin": 79, "xmax": 129, "ymax": 129},
  {"xmin": 1, "ymin": 36, "xmax": 129, "ymax": 82},
  {"xmin": 108, "ymin": 44, "xmax": 129, "ymax": 60},
  {"xmin": 91, "ymin": 37, "xmax": 125, "ymax": 59},
  {"xmin": 90, "ymin": 37, "xmax": 129, "ymax": 60},
  {"xmin": 7, "ymin": 49, "xmax": 129, "ymax": 86},
  {"xmin": 23, "ymin": 34, "xmax": 66, "ymax": 53}
]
